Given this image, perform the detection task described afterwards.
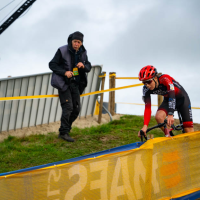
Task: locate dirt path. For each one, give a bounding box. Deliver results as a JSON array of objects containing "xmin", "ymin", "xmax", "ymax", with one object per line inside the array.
[{"xmin": 0, "ymin": 114, "xmax": 123, "ymax": 142}]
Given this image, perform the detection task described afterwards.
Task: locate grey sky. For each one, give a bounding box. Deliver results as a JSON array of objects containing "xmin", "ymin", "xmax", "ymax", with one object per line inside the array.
[{"xmin": 0, "ymin": 0, "xmax": 199, "ymax": 122}]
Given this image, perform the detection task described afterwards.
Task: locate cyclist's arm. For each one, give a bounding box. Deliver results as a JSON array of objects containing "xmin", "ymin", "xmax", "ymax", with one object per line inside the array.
[
  {"xmin": 144, "ymin": 95, "xmax": 151, "ymax": 126},
  {"xmin": 142, "ymin": 85, "xmax": 151, "ymax": 126},
  {"xmin": 159, "ymin": 75, "xmax": 176, "ymax": 127},
  {"xmin": 160, "ymin": 75, "xmax": 176, "ymax": 115},
  {"xmin": 138, "ymin": 94, "xmax": 151, "ymax": 137}
]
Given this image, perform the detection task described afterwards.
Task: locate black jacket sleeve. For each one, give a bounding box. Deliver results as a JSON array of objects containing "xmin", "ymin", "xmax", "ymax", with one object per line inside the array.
[
  {"xmin": 49, "ymin": 49, "xmax": 66, "ymax": 76},
  {"xmin": 78, "ymin": 54, "xmax": 92, "ymax": 73},
  {"xmin": 83, "ymin": 55, "xmax": 92, "ymax": 72}
]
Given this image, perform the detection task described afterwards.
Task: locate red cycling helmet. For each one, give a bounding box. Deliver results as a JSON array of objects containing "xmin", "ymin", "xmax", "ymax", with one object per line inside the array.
[{"xmin": 138, "ymin": 65, "xmax": 157, "ymax": 81}]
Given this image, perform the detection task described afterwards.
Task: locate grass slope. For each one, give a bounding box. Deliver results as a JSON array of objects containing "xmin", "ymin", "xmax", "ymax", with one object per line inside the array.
[{"xmin": 0, "ymin": 115, "xmax": 178, "ymax": 174}]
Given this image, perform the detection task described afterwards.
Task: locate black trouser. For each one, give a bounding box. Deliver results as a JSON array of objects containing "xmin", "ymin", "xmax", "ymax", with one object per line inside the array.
[{"xmin": 58, "ymin": 82, "xmax": 80, "ymax": 135}]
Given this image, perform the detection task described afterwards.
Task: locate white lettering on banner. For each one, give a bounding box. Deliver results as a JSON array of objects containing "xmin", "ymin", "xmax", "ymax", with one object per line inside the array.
[
  {"xmin": 110, "ymin": 156, "xmax": 136, "ymax": 200},
  {"xmin": 90, "ymin": 160, "xmax": 109, "ymax": 200},
  {"xmin": 152, "ymin": 153, "xmax": 160, "ymax": 194},
  {"xmin": 47, "ymin": 152, "xmax": 162, "ymax": 199},
  {"xmin": 134, "ymin": 154, "xmax": 146, "ymax": 199},
  {"xmin": 65, "ymin": 165, "xmax": 87, "ymax": 200},
  {"xmin": 47, "ymin": 169, "xmax": 61, "ymax": 197}
]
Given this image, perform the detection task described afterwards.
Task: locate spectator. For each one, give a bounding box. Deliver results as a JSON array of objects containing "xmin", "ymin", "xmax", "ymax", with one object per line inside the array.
[{"xmin": 49, "ymin": 31, "xmax": 92, "ymax": 142}]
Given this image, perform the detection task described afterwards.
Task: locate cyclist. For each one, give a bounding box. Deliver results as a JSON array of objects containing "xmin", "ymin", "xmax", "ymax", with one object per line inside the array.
[{"xmin": 138, "ymin": 65, "xmax": 194, "ymax": 138}]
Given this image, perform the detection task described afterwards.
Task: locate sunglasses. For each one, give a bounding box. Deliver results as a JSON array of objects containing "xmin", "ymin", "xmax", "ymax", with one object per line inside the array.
[{"xmin": 142, "ymin": 79, "xmax": 153, "ymax": 85}]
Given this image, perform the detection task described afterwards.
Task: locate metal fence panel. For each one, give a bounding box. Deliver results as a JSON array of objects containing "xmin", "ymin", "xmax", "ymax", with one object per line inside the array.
[
  {"xmin": 15, "ymin": 77, "xmax": 29, "ymax": 130},
  {"xmin": 0, "ymin": 65, "xmax": 102, "ymax": 132},
  {"xmin": 79, "ymin": 66, "xmax": 101, "ymax": 117},
  {"xmin": 9, "ymin": 79, "xmax": 22, "ymax": 130},
  {"xmin": 48, "ymin": 88, "xmax": 59, "ymax": 123},
  {"xmin": 29, "ymin": 75, "xmax": 43, "ymax": 127},
  {"xmin": 42, "ymin": 75, "xmax": 54, "ymax": 125},
  {"xmin": 86, "ymin": 66, "xmax": 102, "ymax": 116}
]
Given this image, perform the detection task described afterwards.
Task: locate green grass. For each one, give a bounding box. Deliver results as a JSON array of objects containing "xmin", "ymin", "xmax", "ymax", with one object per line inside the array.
[{"xmin": 0, "ymin": 115, "xmax": 176, "ymax": 174}]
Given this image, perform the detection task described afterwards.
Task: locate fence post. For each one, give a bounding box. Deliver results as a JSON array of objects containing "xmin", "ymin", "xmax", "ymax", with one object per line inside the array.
[
  {"xmin": 98, "ymin": 72, "xmax": 106, "ymax": 124},
  {"xmin": 158, "ymin": 95, "xmax": 163, "ymax": 108},
  {"xmin": 108, "ymin": 72, "xmax": 116, "ymax": 116}
]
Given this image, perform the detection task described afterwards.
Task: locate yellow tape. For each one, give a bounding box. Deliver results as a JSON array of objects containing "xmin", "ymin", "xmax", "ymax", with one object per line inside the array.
[
  {"xmin": 0, "ymin": 83, "xmax": 143, "ymax": 101},
  {"xmin": 98, "ymin": 73, "xmax": 106, "ymax": 78},
  {"xmin": 0, "ymin": 94, "xmax": 59, "ymax": 101},
  {"xmin": 80, "ymin": 83, "xmax": 143, "ymax": 97},
  {"xmin": 191, "ymin": 107, "xmax": 200, "ymax": 109},
  {"xmin": 2, "ymin": 84, "xmax": 199, "ymax": 110},
  {"xmin": 116, "ymin": 102, "xmax": 158, "ymax": 106},
  {"xmin": 116, "ymin": 77, "xmax": 139, "ymax": 79},
  {"xmin": 109, "ymin": 73, "xmax": 116, "ymax": 77},
  {"xmin": 116, "ymin": 102, "xmax": 200, "ymax": 110}
]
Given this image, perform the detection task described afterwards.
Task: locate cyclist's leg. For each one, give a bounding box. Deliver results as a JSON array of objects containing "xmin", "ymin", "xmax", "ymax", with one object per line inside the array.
[
  {"xmin": 177, "ymin": 95, "xmax": 194, "ymax": 133},
  {"xmin": 155, "ymin": 99, "xmax": 168, "ymax": 132},
  {"xmin": 184, "ymin": 127, "xmax": 193, "ymax": 133}
]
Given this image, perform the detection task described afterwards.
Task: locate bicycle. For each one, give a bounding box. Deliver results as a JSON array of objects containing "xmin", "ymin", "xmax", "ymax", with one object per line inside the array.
[{"xmin": 140, "ymin": 110, "xmax": 185, "ymax": 142}]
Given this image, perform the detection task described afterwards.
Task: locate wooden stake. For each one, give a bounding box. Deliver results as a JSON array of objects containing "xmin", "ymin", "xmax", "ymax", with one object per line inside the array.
[
  {"xmin": 108, "ymin": 72, "xmax": 116, "ymax": 116},
  {"xmin": 98, "ymin": 72, "xmax": 106, "ymax": 124}
]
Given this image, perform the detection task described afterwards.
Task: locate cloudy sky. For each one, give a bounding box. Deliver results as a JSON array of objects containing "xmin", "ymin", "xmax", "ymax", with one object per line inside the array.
[{"xmin": 0, "ymin": 0, "xmax": 200, "ymax": 123}]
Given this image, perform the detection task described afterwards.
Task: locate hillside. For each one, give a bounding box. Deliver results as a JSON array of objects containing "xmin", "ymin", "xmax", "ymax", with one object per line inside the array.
[{"xmin": 0, "ymin": 114, "xmax": 200, "ymax": 173}]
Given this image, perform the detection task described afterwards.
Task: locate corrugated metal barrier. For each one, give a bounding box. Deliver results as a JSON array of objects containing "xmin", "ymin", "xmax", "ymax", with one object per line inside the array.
[
  {"xmin": 0, "ymin": 65, "xmax": 102, "ymax": 132},
  {"xmin": 0, "ymin": 131, "xmax": 200, "ymax": 199}
]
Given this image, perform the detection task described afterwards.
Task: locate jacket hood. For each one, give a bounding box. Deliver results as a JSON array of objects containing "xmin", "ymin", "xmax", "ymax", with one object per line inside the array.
[
  {"xmin": 67, "ymin": 32, "xmax": 86, "ymax": 52},
  {"xmin": 67, "ymin": 33, "xmax": 73, "ymax": 44}
]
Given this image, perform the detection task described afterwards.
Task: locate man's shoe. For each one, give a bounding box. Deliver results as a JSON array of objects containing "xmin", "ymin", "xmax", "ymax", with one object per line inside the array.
[{"xmin": 58, "ymin": 133, "xmax": 75, "ymax": 142}]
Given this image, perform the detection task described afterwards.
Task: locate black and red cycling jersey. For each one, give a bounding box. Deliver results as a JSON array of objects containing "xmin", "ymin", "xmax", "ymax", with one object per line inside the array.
[{"xmin": 143, "ymin": 74, "xmax": 193, "ymax": 128}]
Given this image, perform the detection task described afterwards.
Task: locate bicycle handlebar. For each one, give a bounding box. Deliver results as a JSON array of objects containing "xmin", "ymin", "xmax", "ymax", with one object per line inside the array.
[
  {"xmin": 140, "ymin": 130, "xmax": 148, "ymax": 142},
  {"xmin": 139, "ymin": 119, "xmax": 184, "ymax": 142},
  {"xmin": 171, "ymin": 124, "xmax": 183, "ymax": 131}
]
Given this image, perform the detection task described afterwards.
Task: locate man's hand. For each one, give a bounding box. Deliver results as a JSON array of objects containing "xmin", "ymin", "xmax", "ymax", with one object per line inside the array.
[
  {"xmin": 77, "ymin": 62, "xmax": 84, "ymax": 69},
  {"xmin": 138, "ymin": 125, "xmax": 148, "ymax": 138},
  {"xmin": 167, "ymin": 115, "xmax": 174, "ymax": 127},
  {"xmin": 65, "ymin": 71, "xmax": 73, "ymax": 78}
]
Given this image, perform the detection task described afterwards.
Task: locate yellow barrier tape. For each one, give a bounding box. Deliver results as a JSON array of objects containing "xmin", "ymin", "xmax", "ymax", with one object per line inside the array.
[
  {"xmin": 81, "ymin": 83, "xmax": 143, "ymax": 97},
  {"xmin": 98, "ymin": 74, "xmax": 106, "ymax": 78},
  {"xmin": 0, "ymin": 94, "xmax": 59, "ymax": 101},
  {"xmin": 116, "ymin": 77, "xmax": 139, "ymax": 79},
  {"xmin": 116, "ymin": 102, "xmax": 200, "ymax": 110},
  {"xmin": 116, "ymin": 102, "xmax": 158, "ymax": 107},
  {"xmin": 0, "ymin": 83, "xmax": 143, "ymax": 101},
  {"xmin": 191, "ymin": 107, "xmax": 200, "ymax": 109},
  {"xmin": 109, "ymin": 73, "xmax": 116, "ymax": 77}
]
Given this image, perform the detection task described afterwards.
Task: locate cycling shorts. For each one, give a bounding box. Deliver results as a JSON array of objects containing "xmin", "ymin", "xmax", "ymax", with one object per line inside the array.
[{"xmin": 158, "ymin": 95, "xmax": 193, "ymax": 128}]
